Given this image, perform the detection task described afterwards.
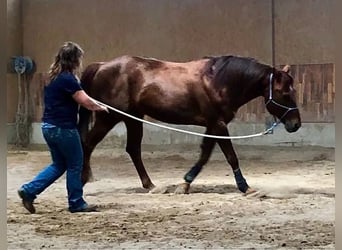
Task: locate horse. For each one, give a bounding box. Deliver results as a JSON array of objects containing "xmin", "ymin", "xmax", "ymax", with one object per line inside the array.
[{"xmin": 77, "ymin": 55, "xmax": 301, "ymax": 195}]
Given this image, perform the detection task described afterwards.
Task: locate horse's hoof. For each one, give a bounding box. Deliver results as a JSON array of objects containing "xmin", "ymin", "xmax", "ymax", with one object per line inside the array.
[
  {"xmin": 149, "ymin": 185, "xmax": 168, "ymax": 194},
  {"xmin": 243, "ymin": 187, "xmax": 257, "ymax": 196},
  {"xmin": 82, "ymin": 171, "xmax": 94, "ymax": 185},
  {"xmin": 174, "ymin": 183, "xmax": 190, "ymax": 194},
  {"xmin": 143, "ymin": 182, "xmax": 156, "ymax": 190}
]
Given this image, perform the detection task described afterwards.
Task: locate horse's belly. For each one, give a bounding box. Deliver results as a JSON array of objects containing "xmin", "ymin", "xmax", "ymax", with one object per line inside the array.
[
  {"xmin": 137, "ymin": 82, "xmax": 205, "ymax": 125},
  {"xmin": 141, "ymin": 105, "xmax": 204, "ymax": 125}
]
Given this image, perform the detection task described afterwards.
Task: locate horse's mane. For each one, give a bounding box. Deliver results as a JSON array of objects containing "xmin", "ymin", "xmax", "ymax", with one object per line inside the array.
[{"xmin": 203, "ymin": 55, "xmax": 273, "ymax": 90}]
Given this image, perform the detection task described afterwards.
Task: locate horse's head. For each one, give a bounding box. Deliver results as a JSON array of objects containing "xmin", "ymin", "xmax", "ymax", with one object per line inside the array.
[{"xmin": 265, "ymin": 65, "xmax": 301, "ymax": 133}]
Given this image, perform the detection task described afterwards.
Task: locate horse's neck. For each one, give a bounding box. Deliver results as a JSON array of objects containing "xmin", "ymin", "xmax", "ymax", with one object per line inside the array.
[{"xmin": 233, "ymin": 80, "xmax": 265, "ymax": 109}]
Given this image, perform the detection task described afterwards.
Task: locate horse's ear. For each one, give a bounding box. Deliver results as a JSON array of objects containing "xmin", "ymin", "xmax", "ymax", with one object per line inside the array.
[
  {"xmin": 282, "ymin": 65, "xmax": 290, "ymax": 73},
  {"xmin": 274, "ymin": 70, "xmax": 282, "ymax": 83}
]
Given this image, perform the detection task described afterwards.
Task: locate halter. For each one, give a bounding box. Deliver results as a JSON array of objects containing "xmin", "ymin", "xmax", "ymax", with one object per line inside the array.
[{"xmin": 265, "ymin": 73, "xmax": 299, "ymax": 131}]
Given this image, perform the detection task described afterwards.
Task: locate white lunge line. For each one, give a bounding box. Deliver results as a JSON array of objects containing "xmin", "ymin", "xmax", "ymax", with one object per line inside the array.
[{"xmin": 90, "ymin": 98, "xmax": 279, "ymax": 140}]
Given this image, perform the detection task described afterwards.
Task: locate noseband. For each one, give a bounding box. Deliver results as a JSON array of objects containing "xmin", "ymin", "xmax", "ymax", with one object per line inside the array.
[{"xmin": 265, "ymin": 73, "xmax": 298, "ymax": 121}]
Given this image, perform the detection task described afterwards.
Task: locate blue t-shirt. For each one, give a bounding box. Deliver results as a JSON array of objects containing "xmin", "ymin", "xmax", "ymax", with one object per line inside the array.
[{"xmin": 42, "ymin": 72, "xmax": 82, "ymax": 129}]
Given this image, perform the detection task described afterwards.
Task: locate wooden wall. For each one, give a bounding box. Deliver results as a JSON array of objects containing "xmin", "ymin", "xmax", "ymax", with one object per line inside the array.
[{"xmin": 290, "ymin": 63, "xmax": 335, "ymax": 122}]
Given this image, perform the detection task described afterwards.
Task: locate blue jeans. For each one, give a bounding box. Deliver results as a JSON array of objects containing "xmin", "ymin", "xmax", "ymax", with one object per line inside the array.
[{"xmin": 20, "ymin": 126, "xmax": 87, "ymax": 211}]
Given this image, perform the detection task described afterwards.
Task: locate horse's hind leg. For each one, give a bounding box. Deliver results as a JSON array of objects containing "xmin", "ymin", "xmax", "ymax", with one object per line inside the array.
[
  {"xmin": 175, "ymin": 129, "xmax": 216, "ymax": 194},
  {"xmin": 124, "ymin": 119, "xmax": 155, "ymax": 190},
  {"xmin": 82, "ymin": 113, "xmax": 121, "ymax": 185}
]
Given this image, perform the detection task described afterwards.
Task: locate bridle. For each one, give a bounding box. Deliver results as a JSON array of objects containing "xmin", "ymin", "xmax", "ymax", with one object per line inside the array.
[{"xmin": 265, "ymin": 73, "xmax": 299, "ymax": 123}]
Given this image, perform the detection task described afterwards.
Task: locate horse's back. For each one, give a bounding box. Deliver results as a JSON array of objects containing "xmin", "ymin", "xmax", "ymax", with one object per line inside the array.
[
  {"xmin": 99, "ymin": 55, "xmax": 208, "ymax": 72},
  {"xmin": 92, "ymin": 55, "xmax": 209, "ymax": 91}
]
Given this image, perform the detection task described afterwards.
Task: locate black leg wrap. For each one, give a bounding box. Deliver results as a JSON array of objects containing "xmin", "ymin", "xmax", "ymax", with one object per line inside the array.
[
  {"xmin": 184, "ymin": 164, "xmax": 202, "ymax": 183},
  {"xmin": 233, "ymin": 168, "xmax": 249, "ymax": 193}
]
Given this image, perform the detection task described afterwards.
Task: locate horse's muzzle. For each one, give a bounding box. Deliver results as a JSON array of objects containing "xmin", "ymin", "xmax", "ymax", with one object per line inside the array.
[{"xmin": 285, "ymin": 119, "xmax": 301, "ymax": 133}]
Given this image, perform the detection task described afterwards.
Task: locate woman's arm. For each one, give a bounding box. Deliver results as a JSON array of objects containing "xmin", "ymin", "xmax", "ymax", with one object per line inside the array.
[{"xmin": 72, "ymin": 90, "xmax": 108, "ymax": 112}]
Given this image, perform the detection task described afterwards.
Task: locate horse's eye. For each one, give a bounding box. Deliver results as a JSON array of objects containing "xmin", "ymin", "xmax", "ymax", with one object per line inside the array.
[
  {"xmin": 289, "ymin": 85, "xmax": 297, "ymax": 92},
  {"xmin": 283, "ymin": 86, "xmax": 296, "ymax": 96}
]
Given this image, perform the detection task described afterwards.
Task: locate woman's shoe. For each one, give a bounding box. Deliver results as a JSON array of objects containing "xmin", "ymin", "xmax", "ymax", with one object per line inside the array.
[
  {"xmin": 69, "ymin": 204, "xmax": 98, "ymax": 213},
  {"xmin": 18, "ymin": 189, "xmax": 36, "ymax": 214}
]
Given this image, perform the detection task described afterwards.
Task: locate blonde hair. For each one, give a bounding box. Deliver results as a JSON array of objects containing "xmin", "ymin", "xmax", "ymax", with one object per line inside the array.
[{"xmin": 48, "ymin": 41, "xmax": 84, "ymax": 81}]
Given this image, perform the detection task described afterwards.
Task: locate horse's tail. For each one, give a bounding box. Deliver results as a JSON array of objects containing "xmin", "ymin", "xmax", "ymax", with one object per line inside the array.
[{"xmin": 77, "ymin": 62, "xmax": 102, "ymax": 141}]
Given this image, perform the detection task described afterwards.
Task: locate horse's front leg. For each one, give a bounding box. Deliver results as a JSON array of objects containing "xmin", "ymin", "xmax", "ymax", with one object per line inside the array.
[
  {"xmin": 125, "ymin": 119, "xmax": 155, "ymax": 190},
  {"xmin": 175, "ymin": 128, "xmax": 216, "ymax": 194},
  {"xmin": 217, "ymin": 130, "xmax": 255, "ymax": 194}
]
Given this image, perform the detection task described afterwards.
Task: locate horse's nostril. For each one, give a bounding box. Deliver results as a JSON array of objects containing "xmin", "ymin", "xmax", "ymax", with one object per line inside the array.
[
  {"xmin": 285, "ymin": 121, "xmax": 301, "ymax": 132},
  {"xmin": 292, "ymin": 122, "xmax": 301, "ymax": 131}
]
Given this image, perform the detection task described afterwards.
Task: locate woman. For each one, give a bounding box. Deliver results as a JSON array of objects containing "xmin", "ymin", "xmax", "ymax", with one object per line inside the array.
[{"xmin": 18, "ymin": 41, "xmax": 108, "ymax": 213}]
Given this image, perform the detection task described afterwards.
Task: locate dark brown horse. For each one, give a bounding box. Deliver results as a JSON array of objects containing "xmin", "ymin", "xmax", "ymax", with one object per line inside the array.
[{"xmin": 78, "ymin": 55, "xmax": 301, "ymax": 194}]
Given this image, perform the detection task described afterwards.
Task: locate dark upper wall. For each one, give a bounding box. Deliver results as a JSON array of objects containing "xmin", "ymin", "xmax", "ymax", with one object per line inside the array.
[
  {"xmin": 7, "ymin": 0, "xmax": 22, "ymax": 55},
  {"xmin": 20, "ymin": 0, "xmax": 272, "ymax": 73},
  {"xmin": 7, "ymin": 0, "xmax": 22, "ymax": 122},
  {"xmin": 275, "ymin": 0, "xmax": 334, "ymax": 64}
]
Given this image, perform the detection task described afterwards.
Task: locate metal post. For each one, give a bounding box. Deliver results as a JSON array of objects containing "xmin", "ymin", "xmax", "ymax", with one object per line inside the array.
[{"xmin": 271, "ymin": 0, "xmax": 275, "ymax": 67}]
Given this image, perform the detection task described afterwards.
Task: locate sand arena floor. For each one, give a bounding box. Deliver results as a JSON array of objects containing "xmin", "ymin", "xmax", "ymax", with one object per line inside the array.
[{"xmin": 7, "ymin": 144, "xmax": 335, "ymax": 249}]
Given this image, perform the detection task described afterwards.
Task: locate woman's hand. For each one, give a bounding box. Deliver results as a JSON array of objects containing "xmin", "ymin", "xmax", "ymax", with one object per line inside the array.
[
  {"xmin": 95, "ymin": 103, "xmax": 109, "ymax": 113},
  {"xmin": 72, "ymin": 90, "xmax": 109, "ymax": 112}
]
